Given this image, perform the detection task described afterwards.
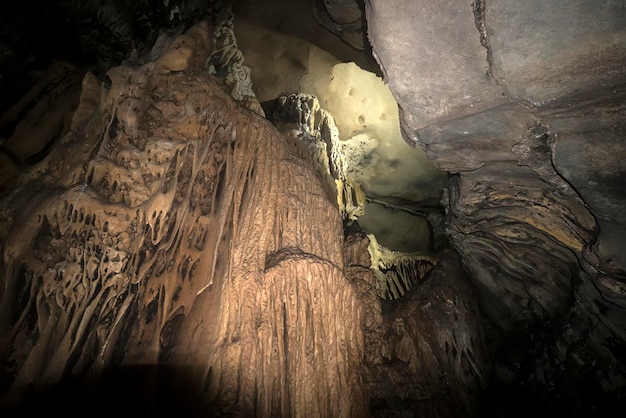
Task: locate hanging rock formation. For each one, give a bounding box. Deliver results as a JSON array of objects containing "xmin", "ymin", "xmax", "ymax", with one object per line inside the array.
[
  {"xmin": 0, "ymin": 0, "xmax": 624, "ymax": 416},
  {"xmin": 0, "ymin": 21, "xmax": 369, "ymax": 417}
]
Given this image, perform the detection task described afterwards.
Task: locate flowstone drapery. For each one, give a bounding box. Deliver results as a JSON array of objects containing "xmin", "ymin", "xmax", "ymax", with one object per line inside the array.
[
  {"xmin": 265, "ymin": 93, "xmax": 438, "ymax": 301},
  {"xmin": 0, "ymin": 21, "xmax": 367, "ymax": 417},
  {"xmin": 366, "ymin": 233, "xmax": 437, "ymax": 300}
]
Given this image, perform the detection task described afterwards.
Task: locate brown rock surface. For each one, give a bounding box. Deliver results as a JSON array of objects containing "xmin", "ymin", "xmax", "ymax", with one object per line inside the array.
[
  {"xmin": 0, "ymin": 22, "xmax": 368, "ymax": 417},
  {"xmin": 0, "ymin": 1, "xmax": 624, "ymax": 416}
]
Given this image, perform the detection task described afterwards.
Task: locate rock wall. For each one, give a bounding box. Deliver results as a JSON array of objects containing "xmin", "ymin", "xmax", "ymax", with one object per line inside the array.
[
  {"xmin": 2, "ymin": 0, "xmax": 623, "ymax": 416},
  {"xmin": 345, "ymin": 230, "xmax": 487, "ymax": 417},
  {"xmin": 365, "ymin": 0, "xmax": 626, "ymax": 413}
]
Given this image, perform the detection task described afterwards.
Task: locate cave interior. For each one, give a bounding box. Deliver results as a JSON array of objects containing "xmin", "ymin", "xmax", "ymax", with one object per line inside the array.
[{"xmin": 0, "ymin": 0, "xmax": 625, "ymax": 417}]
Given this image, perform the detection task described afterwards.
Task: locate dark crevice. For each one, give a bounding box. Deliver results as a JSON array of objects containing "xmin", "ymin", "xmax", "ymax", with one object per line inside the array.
[{"xmin": 471, "ymin": 0, "xmax": 508, "ymax": 98}]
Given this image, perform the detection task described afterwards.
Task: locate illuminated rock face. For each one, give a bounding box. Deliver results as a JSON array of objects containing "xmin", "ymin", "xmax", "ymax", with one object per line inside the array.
[
  {"xmin": 0, "ymin": 1, "xmax": 624, "ymax": 416},
  {"xmin": 0, "ymin": 22, "xmax": 368, "ymax": 416},
  {"xmin": 0, "ymin": 16, "xmax": 490, "ymax": 417}
]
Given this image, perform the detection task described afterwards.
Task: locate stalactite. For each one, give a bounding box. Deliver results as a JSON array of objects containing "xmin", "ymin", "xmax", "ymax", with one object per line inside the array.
[
  {"xmin": 366, "ymin": 233, "xmax": 438, "ymax": 300},
  {"xmin": 0, "ymin": 20, "xmax": 367, "ymax": 417}
]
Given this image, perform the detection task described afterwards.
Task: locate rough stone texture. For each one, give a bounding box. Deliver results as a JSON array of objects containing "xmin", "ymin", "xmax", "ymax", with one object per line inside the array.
[
  {"xmin": 447, "ymin": 162, "xmax": 595, "ymax": 326},
  {"xmin": 1, "ymin": 0, "xmax": 625, "ymax": 416},
  {"xmin": 365, "ymin": 0, "xmax": 508, "ymax": 132},
  {"xmin": 0, "ymin": 61, "xmax": 83, "ymax": 189},
  {"xmin": 232, "ymin": 0, "xmax": 379, "ymax": 73},
  {"xmin": 541, "ymin": 85, "xmax": 626, "ymax": 276},
  {"xmin": 234, "ymin": 18, "xmax": 447, "ymax": 252},
  {"xmin": 0, "ymin": 22, "xmax": 367, "ymax": 417},
  {"xmin": 344, "ymin": 230, "xmax": 487, "ymax": 417},
  {"xmin": 365, "ymin": 0, "xmax": 626, "ymax": 413},
  {"xmin": 312, "ymin": 0, "xmax": 366, "ymax": 50},
  {"xmin": 486, "ymin": 0, "xmax": 626, "ymax": 105}
]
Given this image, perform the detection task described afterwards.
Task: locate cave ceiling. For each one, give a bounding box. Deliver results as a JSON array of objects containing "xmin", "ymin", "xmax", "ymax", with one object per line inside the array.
[{"xmin": 0, "ymin": 0, "xmax": 625, "ymax": 416}]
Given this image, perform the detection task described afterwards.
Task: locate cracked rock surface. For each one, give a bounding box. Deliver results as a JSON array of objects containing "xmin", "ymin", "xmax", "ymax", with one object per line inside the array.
[{"xmin": 366, "ymin": 0, "xmax": 626, "ymax": 414}]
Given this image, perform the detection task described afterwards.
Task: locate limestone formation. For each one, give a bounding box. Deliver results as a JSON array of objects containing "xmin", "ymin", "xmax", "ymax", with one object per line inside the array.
[
  {"xmin": 0, "ymin": 21, "xmax": 368, "ymax": 417},
  {"xmin": 206, "ymin": 5, "xmax": 265, "ymax": 116},
  {"xmin": 366, "ymin": 233, "xmax": 437, "ymax": 300},
  {"xmin": 344, "ymin": 231, "xmax": 487, "ymax": 417},
  {"xmin": 0, "ymin": 0, "xmax": 624, "ymax": 416},
  {"xmin": 366, "ymin": 0, "xmax": 626, "ymax": 413},
  {"xmin": 265, "ymin": 93, "xmax": 365, "ymax": 221}
]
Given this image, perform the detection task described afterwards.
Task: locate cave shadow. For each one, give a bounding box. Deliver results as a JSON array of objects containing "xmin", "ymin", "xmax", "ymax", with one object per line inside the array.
[{"xmin": 0, "ymin": 364, "xmax": 242, "ymax": 418}]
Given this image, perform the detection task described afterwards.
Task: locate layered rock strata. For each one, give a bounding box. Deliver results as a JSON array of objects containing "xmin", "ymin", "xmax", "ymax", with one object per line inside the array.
[{"xmin": 365, "ymin": 0, "xmax": 626, "ymax": 412}]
